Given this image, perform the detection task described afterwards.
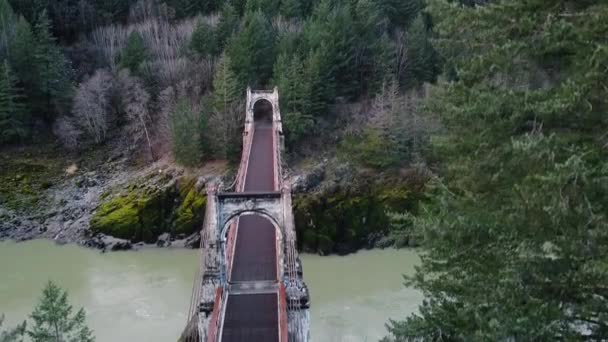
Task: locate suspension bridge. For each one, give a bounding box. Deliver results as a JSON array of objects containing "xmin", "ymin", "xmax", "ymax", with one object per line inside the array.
[{"xmin": 181, "ymin": 88, "xmax": 310, "ymax": 342}]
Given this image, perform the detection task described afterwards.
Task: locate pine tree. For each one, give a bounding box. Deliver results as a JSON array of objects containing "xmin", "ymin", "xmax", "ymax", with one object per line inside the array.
[
  {"xmin": 0, "ymin": 315, "xmax": 25, "ymax": 342},
  {"xmin": 216, "ymin": 3, "xmax": 238, "ymax": 50},
  {"xmin": 170, "ymin": 98, "xmax": 202, "ymax": 166},
  {"xmin": 0, "ymin": 0, "xmax": 17, "ymax": 60},
  {"xmin": 28, "ymin": 281, "xmax": 94, "ymax": 342},
  {"xmin": 273, "ymin": 53, "xmax": 312, "ymax": 146},
  {"xmin": 401, "ymin": 15, "xmax": 437, "ymax": 88},
  {"xmin": 211, "ymin": 55, "xmax": 239, "ymax": 113},
  {"xmin": 190, "ymin": 19, "xmax": 217, "ymax": 57},
  {"xmin": 9, "ymin": 16, "xmax": 35, "ymax": 86},
  {"xmin": 0, "ymin": 60, "xmax": 26, "ymax": 144},
  {"xmin": 244, "ymin": 0, "xmax": 279, "ymax": 17},
  {"xmin": 280, "ymin": 0, "xmax": 301, "ymax": 19},
  {"xmin": 301, "ymin": 48, "xmax": 333, "ymax": 117},
  {"xmin": 376, "ymin": 0, "xmax": 423, "ymax": 29},
  {"xmin": 229, "ymin": 0, "xmax": 247, "ymax": 16},
  {"xmin": 226, "ymin": 9, "xmax": 275, "ymax": 87},
  {"xmin": 119, "ymin": 31, "xmax": 147, "ymax": 74},
  {"xmin": 384, "ymin": 0, "xmax": 608, "ymax": 340},
  {"xmin": 32, "ymin": 10, "xmax": 72, "ymax": 121}
]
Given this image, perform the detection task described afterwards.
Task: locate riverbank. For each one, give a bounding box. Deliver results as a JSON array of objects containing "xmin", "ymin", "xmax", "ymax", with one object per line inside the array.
[
  {"xmin": 1, "ymin": 143, "xmax": 428, "ymax": 254},
  {"xmin": 0, "ymin": 239, "xmax": 421, "ymax": 342}
]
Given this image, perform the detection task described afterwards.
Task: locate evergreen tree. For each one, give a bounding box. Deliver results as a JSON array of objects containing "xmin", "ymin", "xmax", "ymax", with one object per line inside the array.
[
  {"xmin": 94, "ymin": 0, "xmax": 133, "ymax": 23},
  {"xmin": 119, "ymin": 31, "xmax": 147, "ymax": 74},
  {"xmin": 28, "ymin": 281, "xmax": 94, "ymax": 342},
  {"xmin": 226, "ymin": 9, "xmax": 275, "ymax": 87},
  {"xmin": 216, "ymin": 3, "xmax": 238, "ymax": 50},
  {"xmin": 210, "ymin": 55, "xmax": 242, "ymax": 159},
  {"xmin": 375, "ymin": 0, "xmax": 423, "ymax": 29},
  {"xmin": 384, "ymin": 0, "xmax": 608, "ymax": 340},
  {"xmin": 273, "ymin": 53, "xmax": 313, "ymax": 146},
  {"xmin": 0, "ymin": 60, "xmax": 26, "ymax": 144},
  {"xmin": 280, "ymin": 0, "xmax": 301, "ymax": 19},
  {"xmin": 400, "ymin": 15, "xmax": 438, "ymax": 88},
  {"xmin": 229, "ymin": 0, "xmax": 247, "ymax": 16},
  {"xmin": 8, "ymin": 15, "xmax": 36, "ymax": 119},
  {"xmin": 167, "ymin": 0, "xmax": 200, "ymax": 18},
  {"xmin": 0, "ymin": 315, "xmax": 25, "ymax": 342},
  {"xmin": 0, "ymin": 0, "xmax": 16, "ymax": 60},
  {"xmin": 301, "ymin": 48, "xmax": 333, "ymax": 117},
  {"xmin": 244, "ymin": 0, "xmax": 279, "ymax": 17},
  {"xmin": 32, "ymin": 10, "xmax": 72, "ymax": 121},
  {"xmin": 170, "ymin": 98, "xmax": 203, "ymax": 166},
  {"xmin": 303, "ymin": 2, "xmax": 360, "ymax": 98},
  {"xmin": 211, "ymin": 55, "xmax": 239, "ymax": 113},
  {"xmin": 190, "ymin": 19, "xmax": 217, "ymax": 57}
]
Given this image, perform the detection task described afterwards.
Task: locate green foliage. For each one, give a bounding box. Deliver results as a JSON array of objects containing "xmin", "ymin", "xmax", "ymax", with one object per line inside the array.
[
  {"xmin": 294, "ymin": 182, "xmax": 414, "ymax": 254},
  {"xmin": 340, "ymin": 129, "xmax": 399, "ymax": 169},
  {"xmin": 90, "ymin": 193, "xmax": 140, "ymax": 239},
  {"xmin": 279, "ymin": 0, "xmax": 301, "ymax": 18},
  {"xmin": 211, "ymin": 55, "xmax": 239, "ymax": 112},
  {"xmin": 0, "ymin": 60, "xmax": 26, "ymax": 144},
  {"xmin": 0, "ymin": 315, "xmax": 25, "ymax": 342},
  {"xmin": 28, "ymin": 281, "xmax": 94, "ymax": 342},
  {"xmin": 0, "ymin": 0, "xmax": 16, "ymax": 59},
  {"xmin": 9, "ymin": 16, "xmax": 35, "ymax": 94},
  {"xmin": 120, "ymin": 31, "xmax": 147, "ymax": 74},
  {"xmin": 226, "ymin": 9, "xmax": 275, "ymax": 87},
  {"xmin": 174, "ymin": 186, "xmax": 206, "ymax": 235},
  {"xmin": 190, "ymin": 19, "xmax": 217, "ymax": 57},
  {"xmin": 400, "ymin": 15, "xmax": 439, "ymax": 87},
  {"xmin": 170, "ymin": 98, "xmax": 204, "ymax": 166},
  {"xmin": 216, "ymin": 3, "xmax": 238, "ymax": 50},
  {"xmin": 375, "ymin": 0, "xmax": 423, "ymax": 29},
  {"xmin": 31, "ymin": 10, "xmax": 72, "ymax": 121},
  {"xmin": 385, "ymin": 1, "xmax": 608, "ymax": 340},
  {"xmin": 244, "ymin": 0, "xmax": 279, "ymax": 17},
  {"xmin": 272, "ymin": 53, "xmax": 313, "ymax": 146}
]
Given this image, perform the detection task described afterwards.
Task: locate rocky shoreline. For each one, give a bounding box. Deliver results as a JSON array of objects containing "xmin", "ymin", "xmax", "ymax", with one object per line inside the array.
[{"xmin": 1, "ymin": 145, "xmax": 425, "ymax": 254}]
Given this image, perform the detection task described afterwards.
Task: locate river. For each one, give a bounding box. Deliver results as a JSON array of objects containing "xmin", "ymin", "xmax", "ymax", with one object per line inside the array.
[{"xmin": 0, "ymin": 240, "xmax": 421, "ymax": 341}]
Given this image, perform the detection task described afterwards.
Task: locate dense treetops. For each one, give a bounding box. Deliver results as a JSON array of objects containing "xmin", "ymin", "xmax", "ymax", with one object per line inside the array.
[
  {"xmin": 0, "ymin": 0, "xmax": 438, "ymax": 159},
  {"xmin": 383, "ymin": 0, "xmax": 608, "ymax": 340}
]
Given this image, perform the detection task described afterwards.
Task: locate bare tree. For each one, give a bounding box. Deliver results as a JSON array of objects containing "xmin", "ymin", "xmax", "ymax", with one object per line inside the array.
[
  {"xmin": 118, "ymin": 69, "xmax": 153, "ymax": 159},
  {"xmin": 72, "ymin": 70, "xmax": 114, "ymax": 144},
  {"xmin": 53, "ymin": 115, "xmax": 82, "ymax": 150}
]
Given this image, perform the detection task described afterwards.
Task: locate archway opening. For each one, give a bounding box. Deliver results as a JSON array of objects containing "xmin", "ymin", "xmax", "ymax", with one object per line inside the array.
[
  {"xmin": 253, "ymin": 99, "xmax": 273, "ymax": 123},
  {"xmin": 223, "ymin": 212, "xmax": 280, "ymax": 282}
]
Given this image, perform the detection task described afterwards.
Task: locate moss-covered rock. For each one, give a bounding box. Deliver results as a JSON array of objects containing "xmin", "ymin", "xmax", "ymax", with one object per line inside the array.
[
  {"xmin": 294, "ymin": 179, "xmax": 420, "ymax": 255},
  {"xmin": 0, "ymin": 145, "xmax": 65, "ymax": 211},
  {"xmin": 174, "ymin": 186, "xmax": 207, "ymax": 235},
  {"xmin": 90, "ymin": 194, "xmax": 140, "ymax": 239},
  {"xmin": 90, "ymin": 172, "xmax": 207, "ymax": 243}
]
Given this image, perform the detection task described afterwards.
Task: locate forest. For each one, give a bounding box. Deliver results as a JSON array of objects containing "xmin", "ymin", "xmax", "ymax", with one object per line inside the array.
[
  {"xmin": 1, "ymin": 0, "xmax": 607, "ymax": 340},
  {"xmin": 0, "ymin": 0, "xmax": 438, "ymax": 167}
]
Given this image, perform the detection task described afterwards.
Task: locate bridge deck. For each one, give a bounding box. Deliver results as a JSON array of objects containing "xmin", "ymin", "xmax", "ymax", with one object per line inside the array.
[
  {"xmin": 221, "ymin": 293, "xmax": 278, "ymax": 342},
  {"xmin": 231, "ymin": 121, "xmax": 277, "ymax": 282},
  {"xmin": 221, "ymin": 119, "xmax": 280, "ymax": 341}
]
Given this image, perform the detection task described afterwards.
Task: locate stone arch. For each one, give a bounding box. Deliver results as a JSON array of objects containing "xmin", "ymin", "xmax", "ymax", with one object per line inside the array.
[
  {"xmin": 253, "ymin": 98, "xmax": 273, "ymax": 123},
  {"xmin": 219, "ymin": 209, "xmax": 283, "ymax": 241}
]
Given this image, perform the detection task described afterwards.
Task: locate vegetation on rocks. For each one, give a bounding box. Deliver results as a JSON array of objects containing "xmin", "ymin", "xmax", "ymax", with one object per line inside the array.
[
  {"xmin": 0, "ymin": 144, "xmax": 65, "ymax": 211},
  {"xmin": 90, "ymin": 173, "xmax": 206, "ymax": 243},
  {"xmin": 295, "ymin": 172, "xmax": 425, "ymax": 255}
]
